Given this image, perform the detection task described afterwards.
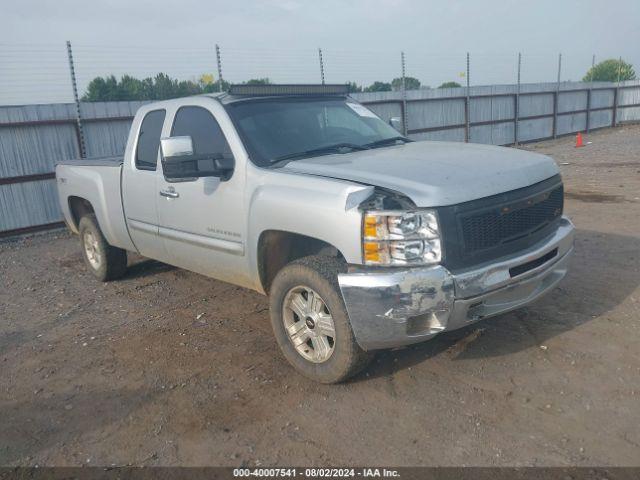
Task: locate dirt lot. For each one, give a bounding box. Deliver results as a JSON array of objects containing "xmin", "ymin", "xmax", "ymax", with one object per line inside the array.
[{"xmin": 1, "ymin": 125, "xmax": 639, "ymax": 467}]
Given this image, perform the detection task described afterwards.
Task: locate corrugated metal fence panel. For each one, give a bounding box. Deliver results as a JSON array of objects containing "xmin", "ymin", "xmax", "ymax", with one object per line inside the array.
[
  {"xmin": 79, "ymin": 100, "xmax": 147, "ymax": 120},
  {"xmin": 0, "ymin": 103, "xmax": 76, "ymax": 123},
  {"xmin": 471, "ymin": 122, "xmax": 515, "ymax": 145},
  {"xmin": 411, "ymin": 128, "xmax": 466, "ymax": 142},
  {"xmin": 519, "ymin": 93, "xmax": 554, "ymax": 117},
  {"xmin": 618, "ymin": 106, "xmax": 640, "ymax": 123},
  {"xmin": 363, "ymin": 102, "xmax": 402, "ymax": 124},
  {"xmin": 618, "ymin": 86, "xmax": 640, "ymax": 107},
  {"xmin": 470, "ymin": 95, "xmax": 514, "ymax": 123},
  {"xmin": 589, "ymin": 110, "xmax": 613, "ymax": 129},
  {"xmin": 1, "ymin": 82, "xmax": 639, "ymax": 235},
  {"xmin": 0, "ymin": 179, "xmax": 62, "ymax": 231},
  {"xmin": 518, "ymin": 118, "xmax": 553, "ymax": 141},
  {"xmin": 557, "ymin": 112, "xmax": 587, "ymax": 135},
  {"xmin": 408, "ymin": 98, "xmax": 466, "ymax": 130},
  {"xmin": 558, "ymin": 91, "xmax": 587, "ymax": 113},
  {"xmin": 84, "ymin": 119, "xmax": 133, "ymax": 157},
  {"xmin": 590, "ymin": 89, "xmax": 614, "ymax": 109},
  {"xmin": 617, "ymin": 85, "xmax": 640, "ymax": 123},
  {"xmin": 0, "ymin": 124, "xmax": 79, "ymax": 177}
]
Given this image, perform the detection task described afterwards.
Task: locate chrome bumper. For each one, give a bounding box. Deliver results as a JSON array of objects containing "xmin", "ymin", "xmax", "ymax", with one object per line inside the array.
[{"xmin": 338, "ymin": 217, "xmax": 575, "ymax": 351}]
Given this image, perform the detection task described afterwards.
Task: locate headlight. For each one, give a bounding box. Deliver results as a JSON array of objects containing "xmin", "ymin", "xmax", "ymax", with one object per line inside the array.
[{"xmin": 363, "ymin": 210, "xmax": 442, "ymax": 266}]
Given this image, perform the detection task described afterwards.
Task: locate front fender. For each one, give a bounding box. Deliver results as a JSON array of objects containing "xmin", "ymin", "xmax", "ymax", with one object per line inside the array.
[{"xmin": 246, "ymin": 169, "xmax": 372, "ymax": 292}]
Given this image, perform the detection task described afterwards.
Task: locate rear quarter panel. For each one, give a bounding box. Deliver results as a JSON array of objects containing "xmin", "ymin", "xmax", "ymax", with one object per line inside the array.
[{"xmin": 55, "ymin": 163, "xmax": 136, "ymax": 251}]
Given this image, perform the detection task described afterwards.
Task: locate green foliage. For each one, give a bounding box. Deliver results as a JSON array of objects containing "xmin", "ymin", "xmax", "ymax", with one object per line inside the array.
[
  {"xmin": 364, "ymin": 81, "xmax": 392, "ymax": 92},
  {"xmin": 82, "ymin": 73, "xmax": 434, "ymax": 101},
  {"xmin": 583, "ymin": 59, "xmax": 636, "ymax": 82},
  {"xmin": 244, "ymin": 78, "xmax": 271, "ymax": 85},
  {"xmin": 438, "ymin": 81, "xmax": 462, "ymax": 89},
  {"xmin": 391, "ymin": 76, "xmax": 421, "ymax": 91},
  {"xmin": 81, "ymin": 73, "xmax": 229, "ymax": 102},
  {"xmin": 346, "ymin": 82, "xmax": 363, "ymax": 93}
]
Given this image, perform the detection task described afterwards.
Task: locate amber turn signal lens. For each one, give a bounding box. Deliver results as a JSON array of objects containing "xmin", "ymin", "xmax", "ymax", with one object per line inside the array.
[
  {"xmin": 364, "ymin": 214, "xmax": 379, "ymax": 239},
  {"xmin": 363, "ymin": 241, "xmax": 381, "ymax": 263}
]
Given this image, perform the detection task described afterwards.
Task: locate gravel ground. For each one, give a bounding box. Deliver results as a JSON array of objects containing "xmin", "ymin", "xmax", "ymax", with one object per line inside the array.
[{"xmin": 1, "ymin": 125, "xmax": 639, "ymax": 467}]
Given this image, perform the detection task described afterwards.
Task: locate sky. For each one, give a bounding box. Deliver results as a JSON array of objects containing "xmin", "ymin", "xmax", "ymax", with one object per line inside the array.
[{"xmin": 1, "ymin": 0, "xmax": 639, "ymax": 104}]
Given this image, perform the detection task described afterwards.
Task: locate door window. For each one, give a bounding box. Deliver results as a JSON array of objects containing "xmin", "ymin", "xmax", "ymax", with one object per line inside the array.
[{"xmin": 170, "ymin": 106, "xmax": 232, "ymax": 157}]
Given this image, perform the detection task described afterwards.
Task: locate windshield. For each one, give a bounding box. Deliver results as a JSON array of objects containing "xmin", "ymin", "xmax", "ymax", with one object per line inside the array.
[{"xmin": 225, "ymin": 97, "xmax": 407, "ymax": 167}]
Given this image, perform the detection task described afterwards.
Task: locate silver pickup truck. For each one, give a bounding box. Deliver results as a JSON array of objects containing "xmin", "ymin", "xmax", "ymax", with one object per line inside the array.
[{"xmin": 56, "ymin": 84, "xmax": 574, "ymax": 383}]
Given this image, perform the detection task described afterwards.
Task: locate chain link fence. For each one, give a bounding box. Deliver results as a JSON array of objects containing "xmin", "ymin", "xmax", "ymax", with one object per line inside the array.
[{"xmin": 0, "ymin": 43, "xmax": 627, "ymax": 105}]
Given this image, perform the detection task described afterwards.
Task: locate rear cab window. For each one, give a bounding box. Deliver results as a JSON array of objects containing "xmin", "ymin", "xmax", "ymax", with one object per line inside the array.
[{"xmin": 135, "ymin": 109, "xmax": 166, "ymax": 170}]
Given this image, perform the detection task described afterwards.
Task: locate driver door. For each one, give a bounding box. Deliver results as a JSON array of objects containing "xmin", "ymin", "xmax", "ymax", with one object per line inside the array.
[{"xmin": 157, "ymin": 103, "xmax": 247, "ymax": 286}]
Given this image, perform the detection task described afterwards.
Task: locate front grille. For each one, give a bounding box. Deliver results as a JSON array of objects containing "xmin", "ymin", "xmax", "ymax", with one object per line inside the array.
[
  {"xmin": 459, "ymin": 185, "xmax": 563, "ymax": 255},
  {"xmin": 437, "ymin": 175, "xmax": 565, "ymax": 271}
]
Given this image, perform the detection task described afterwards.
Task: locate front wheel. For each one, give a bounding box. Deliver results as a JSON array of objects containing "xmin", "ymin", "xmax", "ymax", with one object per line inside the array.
[{"xmin": 269, "ymin": 256, "xmax": 372, "ymax": 383}]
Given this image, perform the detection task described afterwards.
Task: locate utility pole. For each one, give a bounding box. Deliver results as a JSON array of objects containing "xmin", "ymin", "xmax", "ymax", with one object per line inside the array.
[
  {"xmin": 66, "ymin": 41, "xmax": 86, "ymax": 158},
  {"xmin": 465, "ymin": 52, "xmax": 470, "ymax": 142},
  {"xmin": 318, "ymin": 48, "xmax": 325, "ymax": 84},
  {"xmin": 401, "ymin": 51, "xmax": 408, "ymax": 136},
  {"xmin": 215, "ymin": 44, "xmax": 224, "ymax": 92},
  {"xmin": 553, "ymin": 53, "xmax": 562, "ymax": 138},
  {"xmin": 515, "ymin": 52, "xmax": 521, "ymax": 145}
]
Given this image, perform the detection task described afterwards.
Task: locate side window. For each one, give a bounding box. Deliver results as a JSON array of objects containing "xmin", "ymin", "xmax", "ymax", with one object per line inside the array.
[
  {"xmin": 135, "ymin": 109, "xmax": 166, "ymax": 170},
  {"xmin": 170, "ymin": 106, "xmax": 232, "ymax": 157}
]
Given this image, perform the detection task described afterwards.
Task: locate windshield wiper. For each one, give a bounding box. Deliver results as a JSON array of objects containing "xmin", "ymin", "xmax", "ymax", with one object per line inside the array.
[
  {"xmin": 270, "ymin": 143, "xmax": 370, "ymax": 166},
  {"xmin": 363, "ymin": 136, "xmax": 412, "ymax": 149}
]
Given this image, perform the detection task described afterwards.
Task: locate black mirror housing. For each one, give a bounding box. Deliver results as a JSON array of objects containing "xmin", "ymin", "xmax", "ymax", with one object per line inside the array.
[{"xmin": 162, "ymin": 153, "xmax": 234, "ymax": 182}]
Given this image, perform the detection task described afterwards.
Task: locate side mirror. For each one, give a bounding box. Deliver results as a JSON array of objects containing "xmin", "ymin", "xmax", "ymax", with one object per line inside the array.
[
  {"xmin": 160, "ymin": 136, "xmax": 234, "ymax": 182},
  {"xmin": 389, "ymin": 117, "xmax": 403, "ymax": 132},
  {"xmin": 161, "ymin": 136, "xmax": 193, "ymax": 157}
]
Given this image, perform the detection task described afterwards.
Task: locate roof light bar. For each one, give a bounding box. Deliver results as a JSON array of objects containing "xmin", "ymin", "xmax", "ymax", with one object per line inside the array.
[{"xmin": 228, "ymin": 84, "xmax": 350, "ymax": 96}]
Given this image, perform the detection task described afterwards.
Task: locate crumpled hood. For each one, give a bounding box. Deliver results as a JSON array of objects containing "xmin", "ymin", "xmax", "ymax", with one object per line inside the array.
[{"xmin": 282, "ymin": 141, "xmax": 559, "ymax": 207}]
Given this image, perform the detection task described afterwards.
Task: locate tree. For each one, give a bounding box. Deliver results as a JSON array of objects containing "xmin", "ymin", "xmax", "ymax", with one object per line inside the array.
[
  {"xmin": 364, "ymin": 81, "xmax": 392, "ymax": 92},
  {"xmin": 391, "ymin": 76, "xmax": 421, "ymax": 91},
  {"xmin": 199, "ymin": 73, "xmax": 229, "ymax": 93},
  {"xmin": 245, "ymin": 78, "xmax": 271, "ymax": 85},
  {"xmin": 83, "ymin": 75, "xmax": 120, "ymax": 102},
  {"xmin": 346, "ymin": 81, "xmax": 363, "ymax": 93},
  {"xmin": 583, "ymin": 59, "xmax": 636, "ymax": 82},
  {"xmin": 438, "ymin": 81, "xmax": 462, "ymax": 89},
  {"xmin": 82, "ymin": 73, "xmax": 225, "ymax": 101}
]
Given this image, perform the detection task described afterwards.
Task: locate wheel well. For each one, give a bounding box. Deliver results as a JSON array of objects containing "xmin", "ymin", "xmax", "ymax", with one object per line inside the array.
[
  {"xmin": 258, "ymin": 230, "xmax": 345, "ymax": 294},
  {"xmin": 68, "ymin": 196, "xmax": 95, "ymax": 230}
]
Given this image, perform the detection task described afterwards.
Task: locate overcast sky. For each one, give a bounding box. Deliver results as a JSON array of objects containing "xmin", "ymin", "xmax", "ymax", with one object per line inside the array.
[{"xmin": 2, "ymin": 0, "xmax": 639, "ymax": 104}]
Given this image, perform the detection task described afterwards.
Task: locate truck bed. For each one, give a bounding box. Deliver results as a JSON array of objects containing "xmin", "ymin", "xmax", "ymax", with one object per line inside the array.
[{"xmin": 55, "ymin": 156, "xmax": 136, "ymax": 252}]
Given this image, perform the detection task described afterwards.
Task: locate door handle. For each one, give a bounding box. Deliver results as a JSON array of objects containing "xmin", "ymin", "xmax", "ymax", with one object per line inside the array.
[{"xmin": 159, "ymin": 187, "xmax": 179, "ymax": 199}]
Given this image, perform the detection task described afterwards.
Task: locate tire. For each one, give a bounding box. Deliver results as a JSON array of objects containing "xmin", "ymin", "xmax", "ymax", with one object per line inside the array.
[
  {"xmin": 269, "ymin": 255, "xmax": 373, "ymax": 383},
  {"xmin": 78, "ymin": 214, "xmax": 128, "ymax": 282}
]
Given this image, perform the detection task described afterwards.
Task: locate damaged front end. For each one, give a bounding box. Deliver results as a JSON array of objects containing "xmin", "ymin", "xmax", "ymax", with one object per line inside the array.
[{"xmin": 337, "ymin": 187, "xmax": 575, "ymax": 351}]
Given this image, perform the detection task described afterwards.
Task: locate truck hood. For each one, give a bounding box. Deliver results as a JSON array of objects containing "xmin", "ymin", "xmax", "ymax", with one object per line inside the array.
[{"xmin": 282, "ymin": 141, "xmax": 559, "ymax": 207}]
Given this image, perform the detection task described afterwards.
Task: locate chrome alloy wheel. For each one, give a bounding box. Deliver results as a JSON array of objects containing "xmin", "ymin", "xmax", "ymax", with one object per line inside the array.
[
  {"xmin": 83, "ymin": 230, "xmax": 101, "ymax": 269},
  {"xmin": 282, "ymin": 286, "xmax": 336, "ymax": 363}
]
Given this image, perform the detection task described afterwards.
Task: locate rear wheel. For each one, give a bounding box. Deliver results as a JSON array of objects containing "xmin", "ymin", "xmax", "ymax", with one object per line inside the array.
[
  {"xmin": 269, "ymin": 255, "xmax": 372, "ymax": 383},
  {"xmin": 78, "ymin": 214, "xmax": 127, "ymax": 282}
]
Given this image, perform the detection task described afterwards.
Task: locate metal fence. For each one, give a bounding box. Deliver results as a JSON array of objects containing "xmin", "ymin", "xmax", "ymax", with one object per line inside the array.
[
  {"xmin": 0, "ymin": 101, "xmax": 145, "ymax": 236},
  {"xmin": 1, "ymin": 42, "xmax": 640, "ymax": 237}
]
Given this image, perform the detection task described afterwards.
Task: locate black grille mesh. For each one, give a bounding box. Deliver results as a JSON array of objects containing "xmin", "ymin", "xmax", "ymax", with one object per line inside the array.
[{"xmin": 460, "ymin": 185, "xmax": 563, "ymax": 254}]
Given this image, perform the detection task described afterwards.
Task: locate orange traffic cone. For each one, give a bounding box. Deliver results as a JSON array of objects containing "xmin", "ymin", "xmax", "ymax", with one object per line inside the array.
[{"xmin": 575, "ymin": 132, "xmax": 584, "ymax": 148}]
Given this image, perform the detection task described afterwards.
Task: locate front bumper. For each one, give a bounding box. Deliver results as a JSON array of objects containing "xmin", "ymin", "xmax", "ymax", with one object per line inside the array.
[{"xmin": 338, "ymin": 216, "xmax": 575, "ymax": 351}]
